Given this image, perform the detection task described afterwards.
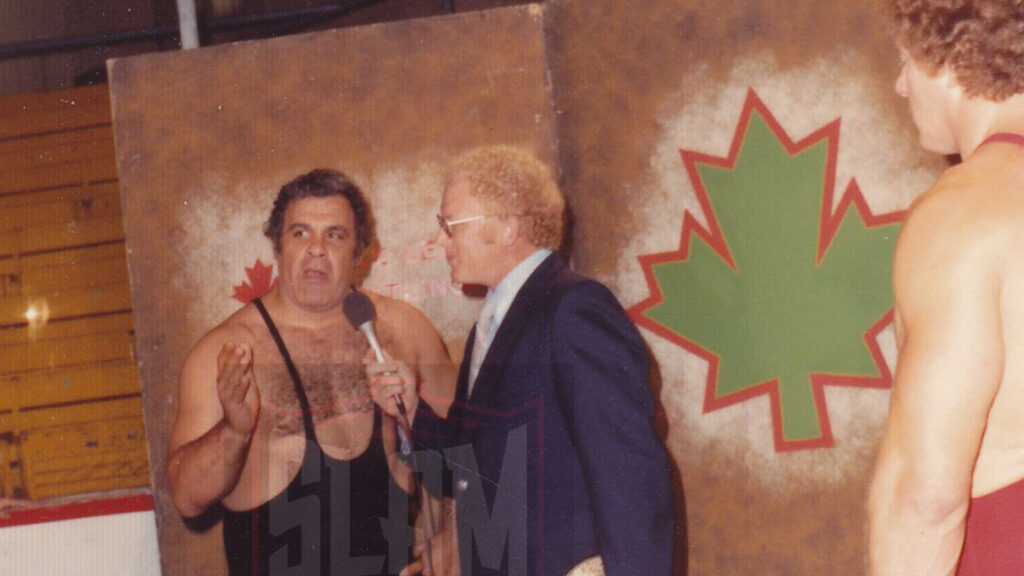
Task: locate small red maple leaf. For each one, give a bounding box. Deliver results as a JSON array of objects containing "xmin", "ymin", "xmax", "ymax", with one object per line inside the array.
[{"xmin": 232, "ymin": 259, "xmax": 278, "ymax": 303}]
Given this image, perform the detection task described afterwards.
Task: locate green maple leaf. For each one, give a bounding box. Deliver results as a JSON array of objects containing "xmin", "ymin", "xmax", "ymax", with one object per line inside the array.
[{"xmin": 630, "ymin": 89, "xmax": 903, "ymax": 451}]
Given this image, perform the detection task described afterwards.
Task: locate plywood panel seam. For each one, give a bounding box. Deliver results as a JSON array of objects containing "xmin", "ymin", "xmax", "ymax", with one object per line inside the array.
[
  {"xmin": 0, "ymin": 122, "xmax": 112, "ymax": 146},
  {"xmin": 0, "ymin": 177, "xmax": 119, "ymax": 201}
]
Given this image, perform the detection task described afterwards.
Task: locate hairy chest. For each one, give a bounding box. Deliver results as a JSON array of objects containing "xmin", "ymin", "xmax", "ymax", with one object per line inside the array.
[{"xmin": 251, "ymin": 325, "xmax": 374, "ymax": 436}]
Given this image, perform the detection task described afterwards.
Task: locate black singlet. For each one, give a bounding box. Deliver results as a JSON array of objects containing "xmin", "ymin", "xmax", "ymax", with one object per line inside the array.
[{"xmin": 222, "ymin": 298, "xmax": 414, "ymax": 576}]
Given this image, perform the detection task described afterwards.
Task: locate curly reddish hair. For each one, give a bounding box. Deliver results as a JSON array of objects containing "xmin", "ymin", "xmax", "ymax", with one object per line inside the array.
[
  {"xmin": 447, "ymin": 145, "xmax": 565, "ymax": 251},
  {"xmin": 891, "ymin": 0, "xmax": 1024, "ymax": 100}
]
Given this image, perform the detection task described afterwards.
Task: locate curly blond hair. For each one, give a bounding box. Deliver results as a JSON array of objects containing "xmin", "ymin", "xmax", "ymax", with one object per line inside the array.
[
  {"xmin": 891, "ymin": 0, "xmax": 1024, "ymax": 101},
  {"xmin": 447, "ymin": 145, "xmax": 565, "ymax": 250}
]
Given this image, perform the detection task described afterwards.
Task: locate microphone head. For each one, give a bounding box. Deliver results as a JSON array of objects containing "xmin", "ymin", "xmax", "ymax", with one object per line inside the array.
[{"xmin": 342, "ymin": 290, "xmax": 376, "ymax": 327}]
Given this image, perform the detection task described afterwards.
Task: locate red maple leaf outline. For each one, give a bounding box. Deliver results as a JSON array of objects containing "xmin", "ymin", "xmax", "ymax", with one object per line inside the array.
[
  {"xmin": 231, "ymin": 259, "xmax": 279, "ymax": 303},
  {"xmin": 628, "ymin": 88, "xmax": 907, "ymax": 452}
]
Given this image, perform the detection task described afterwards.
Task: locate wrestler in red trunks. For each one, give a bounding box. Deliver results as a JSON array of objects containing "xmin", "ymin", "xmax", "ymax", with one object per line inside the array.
[{"xmin": 868, "ymin": 2, "xmax": 1024, "ymax": 574}]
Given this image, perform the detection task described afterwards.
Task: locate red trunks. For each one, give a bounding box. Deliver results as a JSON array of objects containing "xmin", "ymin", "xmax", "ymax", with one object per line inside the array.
[{"xmin": 957, "ymin": 477, "xmax": 1024, "ymax": 575}]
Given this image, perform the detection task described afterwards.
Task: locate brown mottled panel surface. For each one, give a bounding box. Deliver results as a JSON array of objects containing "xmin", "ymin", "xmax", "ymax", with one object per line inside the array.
[
  {"xmin": 108, "ymin": 5, "xmax": 556, "ymax": 574},
  {"xmin": 544, "ymin": 0, "xmax": 943, "ymax": 574}
]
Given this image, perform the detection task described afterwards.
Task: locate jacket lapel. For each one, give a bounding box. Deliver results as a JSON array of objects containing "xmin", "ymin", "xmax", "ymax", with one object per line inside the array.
[
  {"xmin": 452, "ymin": 324, "xmax": 475, "ymax": 413},
  {"xmin": 466, "ymin": 253, "xmax": 563, "ymax": 406}
]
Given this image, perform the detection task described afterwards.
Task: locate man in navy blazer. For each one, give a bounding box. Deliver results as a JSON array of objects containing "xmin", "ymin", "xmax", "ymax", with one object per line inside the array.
[{"xmin": 369, "ymin": 145, "xmax": 673, "ymax": 576}]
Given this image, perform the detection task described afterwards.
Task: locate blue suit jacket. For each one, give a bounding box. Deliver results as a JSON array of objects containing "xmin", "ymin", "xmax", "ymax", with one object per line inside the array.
[{"xmin": 414, "ymin": 254, "xmax": 673, "ymax": 576}]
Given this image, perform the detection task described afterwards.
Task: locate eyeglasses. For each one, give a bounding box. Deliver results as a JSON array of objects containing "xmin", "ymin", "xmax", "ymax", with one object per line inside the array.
[{"xmin": 436, "ymin": 213, "xmax": 493, "ymax": 237}]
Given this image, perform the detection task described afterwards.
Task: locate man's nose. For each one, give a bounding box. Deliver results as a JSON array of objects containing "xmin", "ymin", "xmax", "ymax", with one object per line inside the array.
[{"xmin": 307, "ymin": 234, "xmax": 327, "ymax": 256}]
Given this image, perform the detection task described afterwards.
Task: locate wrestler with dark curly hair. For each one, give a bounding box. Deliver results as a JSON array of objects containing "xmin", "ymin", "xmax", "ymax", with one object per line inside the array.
[
  {"xmin": 167, "ymin": 168, "xmax": 456, "ymax": 575},
  {"xmin": 869, "ymin": 2, "xmax": 1024, "ymax": 575}
]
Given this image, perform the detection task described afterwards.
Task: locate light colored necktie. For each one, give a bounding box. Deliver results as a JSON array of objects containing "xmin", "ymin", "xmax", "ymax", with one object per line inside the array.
[{"xmin": 467, "ymin": 298, "xmax": 496, "ymax": 397}]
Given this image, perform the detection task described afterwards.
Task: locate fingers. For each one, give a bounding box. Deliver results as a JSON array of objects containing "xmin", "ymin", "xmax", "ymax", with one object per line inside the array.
[
  {"xmin": 218, "ymin": 344, "xmax": 251, "ymax": 395},
  {"xmin": 216, "ymin": 341, "xmax": 236, "ymax": 373},
  {"xmin": 217, "ymin": 342, "xmax": 258, "ymax": 434},
  {"xmin": 219, "ymin": 341, "xmax": 251, "ymax": 362},
  {"xmin": 365, "ymin": 356, "xmax": 401, "ymax": 379},
  {"xmin": 368, "ymin": 372, "xmax": 405, "ymax": 418},
  {"xmin": 217, "ymin": 343, "xmax": 252, "ymax": 380},
  {"xmin": 373, "ymin": 371, "xmax": 407, "ymax": 401},
  {"xmin": 366, "ymin": 355, "xmax": 418, "ymax": 417}
]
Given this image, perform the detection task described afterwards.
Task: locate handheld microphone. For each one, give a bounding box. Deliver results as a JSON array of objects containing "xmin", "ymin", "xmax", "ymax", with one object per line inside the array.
[
  {"xmin": 343, "ymin": 290, "xmax": 437, "ymax": 574},
  {"xmin": 343, "ymin": 290, "xmax": 412, "ymax": 455}
]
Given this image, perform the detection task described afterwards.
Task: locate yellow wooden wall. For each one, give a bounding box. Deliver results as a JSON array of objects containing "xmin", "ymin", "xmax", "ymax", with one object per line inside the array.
[{"xmin": 0, "ymin": 84, "xmax": 149, "ymax": 501}]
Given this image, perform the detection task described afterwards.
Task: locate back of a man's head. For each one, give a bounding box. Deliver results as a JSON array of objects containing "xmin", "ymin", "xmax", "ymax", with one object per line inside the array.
[
  {"xmin": 891, "ymin": 0, "xmax": 1024, "ymax": 101},
  {"xmin": 448, "ymin": 145, "xmax": 566, "ymax": 251}
]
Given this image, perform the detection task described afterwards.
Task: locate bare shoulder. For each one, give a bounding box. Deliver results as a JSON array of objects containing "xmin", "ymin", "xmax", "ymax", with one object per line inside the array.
[
  {"xmin": 170, "ymin": 304, "xmax": 265, "ymax": 449},
  {"xmin": 182, "ymin": 304, "xmax": 263, "ymax": 370},
  {"xmin": 894, "ymin": 155, "xmax": 1024, "ymax": 318},
  {"xmin": 364, "ymin": 290, "xmax": 441, "ymax": 338},
  {"xmin": 900, "ymin": 160, "xmax": 1020, "ymax": 269},
  {"xmin": 363, "ymin": 290, "xmax": 450, "ymax": 367}
]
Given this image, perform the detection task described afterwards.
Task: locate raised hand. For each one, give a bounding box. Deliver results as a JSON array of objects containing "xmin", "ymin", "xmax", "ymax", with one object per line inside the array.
[{"xmin": 216, "ymin": 342, "xmax": 260, "ymax": 436}]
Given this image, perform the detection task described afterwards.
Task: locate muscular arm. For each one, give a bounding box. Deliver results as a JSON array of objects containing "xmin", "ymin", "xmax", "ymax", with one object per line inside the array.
[
  {"xmin": 868, "ymin": 198, "xmax": 1004, "ymax": 575},
  {"xmin": 166, "ymin": 338, "xmax": 260, "ymax": 518},
  {"xmin": 410, "ymin": 314, "xmax": 457, "ymax": 421},
  {"xmin": 552, "ymin": 283, "xmax": 674, "ymax": 576}
]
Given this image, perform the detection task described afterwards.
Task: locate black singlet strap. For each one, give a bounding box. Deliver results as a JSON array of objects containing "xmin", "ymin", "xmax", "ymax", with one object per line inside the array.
[{"xmin": 252, "ymin": 298, "xmax": 317, "ymax": 439}]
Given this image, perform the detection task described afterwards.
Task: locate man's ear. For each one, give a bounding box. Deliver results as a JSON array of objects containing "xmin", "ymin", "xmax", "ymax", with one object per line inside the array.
[
  {"xmin": 498, "ymin": 215, "xmax": 521, "ymax": 246},
  {"xmin": 938, "ymin": 65, "xmax": 965, "ymax": 98}
]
